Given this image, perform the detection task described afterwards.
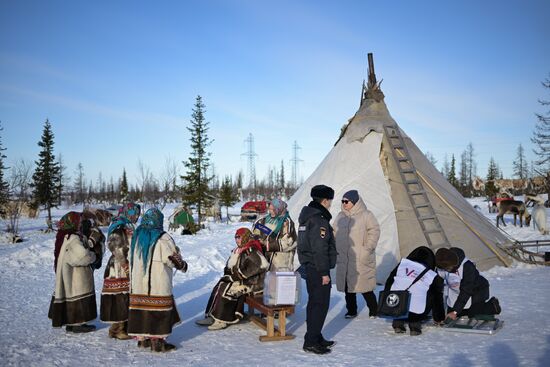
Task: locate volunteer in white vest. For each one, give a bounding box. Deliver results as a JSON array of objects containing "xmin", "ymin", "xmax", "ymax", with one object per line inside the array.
[
  {"xmin": 435, "ymin": 247, "xmax": 501, "ymax": 320},
  {"xmin": 383, "ymin": 246, "xmax": 445, "ymax": 335}
]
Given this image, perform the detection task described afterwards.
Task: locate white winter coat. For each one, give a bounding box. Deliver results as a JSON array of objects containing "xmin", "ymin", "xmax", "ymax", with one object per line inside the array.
[
  {"xmin": 130, "ymin": 233, "xmax": 180, "ymax": 297},
  {"xmin": 53, "ymin": 234, "xmax": 97, "ymax": 302}
]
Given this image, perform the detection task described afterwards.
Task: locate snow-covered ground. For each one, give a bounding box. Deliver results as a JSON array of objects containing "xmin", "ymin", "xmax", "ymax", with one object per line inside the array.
[{"xmin": 1, "ymin": 200, "xmax": 549, "ymax": 367}]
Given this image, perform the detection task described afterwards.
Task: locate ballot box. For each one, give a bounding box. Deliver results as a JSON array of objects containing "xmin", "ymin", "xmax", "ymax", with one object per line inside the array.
[{"xmin": 263, "ymin": 271, "xmax": 300, "ymax": 306}]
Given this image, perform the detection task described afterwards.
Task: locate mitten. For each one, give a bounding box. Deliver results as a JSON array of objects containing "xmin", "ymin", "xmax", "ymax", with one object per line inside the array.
[{"xmin": 168, "ymin": 252, "xmax": 188, "ymax": 272}]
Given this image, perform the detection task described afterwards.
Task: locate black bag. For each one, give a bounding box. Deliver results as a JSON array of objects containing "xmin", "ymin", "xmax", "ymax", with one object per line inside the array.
[
  {"xmin": 378, "ymin": 289, "xmax": 411, "ymax": 318},
  {"xmin": 378, "ymin": 267, "xmax": 430, "ymax": 319}
]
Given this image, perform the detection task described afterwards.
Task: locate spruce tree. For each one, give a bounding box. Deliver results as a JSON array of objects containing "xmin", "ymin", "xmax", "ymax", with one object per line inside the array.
[
  {"xmin": 120, "ymin": 168, "xmax": 129, "ymax": 201},
  {"xmin": 485, "ymin": 157, "xmax": 499, "ymax": 197},
  {"xmin": 31, "ymin": 119, "xmax": 60, "ymax": 230},
  {"xmin": 447, "ymin": 154, "xmax": 459, "ymax": 189},
  {"xmin": 0, "ymin": 122, "xmax": 9, "ymax": 217},
  {"xmin": 219, "ymin": 176, "xmax": 238, "ymax": 222},
  {"xmin": 180, "ymin": 95, "xmax": 213, "ymax": 227}
]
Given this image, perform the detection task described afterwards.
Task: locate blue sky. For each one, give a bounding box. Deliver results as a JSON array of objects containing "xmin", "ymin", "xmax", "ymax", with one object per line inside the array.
[{"xmin": 1, "ymin": 0, "xmax": 549, "ymax": 188}]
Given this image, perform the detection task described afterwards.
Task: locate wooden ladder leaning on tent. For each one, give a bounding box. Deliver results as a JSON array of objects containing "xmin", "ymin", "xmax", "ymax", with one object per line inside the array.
[{"xmin": 383, "ymin": 124, "xmax": 450, "ymax": 249}]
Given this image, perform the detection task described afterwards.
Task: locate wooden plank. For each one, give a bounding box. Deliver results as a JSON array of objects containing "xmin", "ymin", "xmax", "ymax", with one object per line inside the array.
[
  {"xmin": 279, "ymin": 310, "xmax": 287, "ymax": 336},
  {"xmin": 266, "ymin": 316, "xmax": 275, "ymax": 337}
]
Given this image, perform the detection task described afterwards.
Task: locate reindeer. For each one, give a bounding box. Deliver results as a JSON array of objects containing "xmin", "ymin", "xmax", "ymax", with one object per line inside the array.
[
  {"xmin": 525, "ymin": 194, "xmax": 549, "ymax": 235},
  {"xmin": 496, "ymin": 200, "xmax": 531, "ymax": 228}
]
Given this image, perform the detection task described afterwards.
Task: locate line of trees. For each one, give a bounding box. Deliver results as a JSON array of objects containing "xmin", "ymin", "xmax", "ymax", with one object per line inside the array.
[{"xmin": 2, "ymin": 75, "xmax": 549, "ymax": 241}]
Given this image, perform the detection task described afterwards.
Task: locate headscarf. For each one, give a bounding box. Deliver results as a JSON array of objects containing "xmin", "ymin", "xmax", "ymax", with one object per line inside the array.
[
  {"xmin": 265, "ymin": 198, "xmax": 289, "ymax": 237},
  {"xmin": 108, "ymin": 202, "xmax": 141, "ymax": 236},
  {"xmin": 234, "ymin": 227, "xmax": 263, "ymax": 254},
  {"xmin": 54, "ymin": 211, "xmax": 81, "ymax": 272},
  {"xmin": 121, "ymin": 202, "xmax": 141, "ymax": 223},
  {"xmin": 130, "ymin": 208, "xmax": 165, "ymax": 270}
]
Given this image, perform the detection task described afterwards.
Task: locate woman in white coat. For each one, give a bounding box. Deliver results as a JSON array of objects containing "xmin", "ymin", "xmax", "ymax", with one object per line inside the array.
[
  {"xmin": 333, "ymin": 190, "xmax": 380, "ymax": 318},
  {"xmin": 127, "ymin": 208, "xmax": 187, "ymax": 353}
]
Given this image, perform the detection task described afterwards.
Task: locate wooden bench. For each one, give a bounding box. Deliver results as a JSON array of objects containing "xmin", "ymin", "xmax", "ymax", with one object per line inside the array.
[{"xmin": 245, "ymin": 295, "xmax": 295, "ymax": 342}]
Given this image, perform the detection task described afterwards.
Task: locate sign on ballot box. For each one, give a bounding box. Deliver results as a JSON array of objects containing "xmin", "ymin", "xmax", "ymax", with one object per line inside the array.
[{"xmin": 263, "ymin": 271, "xmax": 300, "ymax": 306}]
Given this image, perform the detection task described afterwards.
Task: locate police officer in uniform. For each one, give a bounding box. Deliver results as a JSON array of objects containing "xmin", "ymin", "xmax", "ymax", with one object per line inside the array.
[{"xmin": 297, "ymin": 184, "xmax": 337, "ymax": 354}]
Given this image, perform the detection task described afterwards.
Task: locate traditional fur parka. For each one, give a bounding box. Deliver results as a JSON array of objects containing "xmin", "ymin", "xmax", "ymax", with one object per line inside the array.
[
  {"xmin": 49, "ymin": 219, "xmax": 103, "ymax": 328},
  {"xmin": 205, "ymin": 229, "xmax": 269, "ymax": 324},
  {"xmin": 100, "ymin": 203, "xmax": 141, "ymax": 324},
  {"xmin": 252, "ymin": 212, "xmax": 297, "ymax": 271},
  {"xmin": 100, "ymin": 227, "xmax": 132, "ymax": 323},
  {"xmin": 127, "ymin": 208, "xmax": 187, "ymax": 339}
]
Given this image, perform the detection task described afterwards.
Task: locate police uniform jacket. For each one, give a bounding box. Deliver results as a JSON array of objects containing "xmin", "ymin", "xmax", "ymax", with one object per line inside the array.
[{"xmin": 297, "ymin": 201, "xmax": 337, "ymax": 276}]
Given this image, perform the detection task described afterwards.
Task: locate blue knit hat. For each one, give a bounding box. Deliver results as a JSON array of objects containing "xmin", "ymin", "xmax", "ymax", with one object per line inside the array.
[{"xmin": 343, "ymin": 190, "xmax": 359, "ymax": 205}]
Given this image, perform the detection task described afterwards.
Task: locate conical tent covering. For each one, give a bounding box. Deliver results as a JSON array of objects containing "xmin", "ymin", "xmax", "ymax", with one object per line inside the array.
[{"xmin": 288, "ymin": 60, "xmax": 511, "ymax": 284}]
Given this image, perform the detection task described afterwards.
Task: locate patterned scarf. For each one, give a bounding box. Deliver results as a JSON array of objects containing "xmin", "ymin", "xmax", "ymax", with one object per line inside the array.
[
  {"xmin": 108, "ymin": 202, "xmax": 141, "ymax": 236},
  {"xmin": 54, "ymin": 211, "xmax": 81, "ymax": 272},
  {"xmin": 234, "ymin": 228, "xmax": 263, "ymax": 254},
  {"xmin": 265, "ymin": 198, "xmax": 289, "ymax": 237},
  {"xmin": 130, "ymin": 208, "xmax": 165, "ymax": 270}
]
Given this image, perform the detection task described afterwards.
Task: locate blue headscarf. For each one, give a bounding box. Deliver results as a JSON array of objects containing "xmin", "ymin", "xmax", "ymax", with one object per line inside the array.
[
  {"xmin": 130, "ymin": 208, "xmax": 165, "ymax": 270},
  {"xmin": 108, "ymin": 202, "xmax": 141, "ymax": 236},
  {"xmin": 265, "ymin": 198, "xmax": 289, "ymax": 237}
]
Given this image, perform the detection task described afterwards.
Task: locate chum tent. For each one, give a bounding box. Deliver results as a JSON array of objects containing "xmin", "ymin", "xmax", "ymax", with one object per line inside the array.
[{"xmin": 288, "ymin": 54, "xmax": 511, "ymax": 284}]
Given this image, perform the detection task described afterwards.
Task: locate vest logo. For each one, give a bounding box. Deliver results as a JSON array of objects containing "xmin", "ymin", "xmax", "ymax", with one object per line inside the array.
[
  {"xmin": 405, "ymin": 268, "xmax": 415, "ymax": 277},
  {"xmin": 386, "ymin": 293, "xmax": 400, "ymax": 307}
]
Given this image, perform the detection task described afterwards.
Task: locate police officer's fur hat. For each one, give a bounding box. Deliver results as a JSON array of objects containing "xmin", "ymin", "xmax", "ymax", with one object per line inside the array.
[{"xmin": 310, "ymin": 184, "xmax": 335, "ymax": 200}]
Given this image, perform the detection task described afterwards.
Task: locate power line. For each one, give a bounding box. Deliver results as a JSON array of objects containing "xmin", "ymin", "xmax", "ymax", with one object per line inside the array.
[
  {"xmin": 241, "ymin": 133, "xmax": 257, "ymax": 189},
  {"xmin": 291, "ymin": 140, "xmax": 303, "ymax": 188}
]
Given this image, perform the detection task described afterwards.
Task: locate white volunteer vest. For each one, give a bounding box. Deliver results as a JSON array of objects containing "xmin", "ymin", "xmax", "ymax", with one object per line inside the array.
[
  {"xmin": 437, "ymin": 257, "xmax": 472, "ymax": 309},
  {"xmin": 390, "ymin": 258, "xmax": 437, "ymax": 314}
]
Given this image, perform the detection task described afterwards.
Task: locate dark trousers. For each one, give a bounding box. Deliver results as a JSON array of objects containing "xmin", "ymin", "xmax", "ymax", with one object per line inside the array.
[
  {"xmin": 344, "ymin": 283, "xmax": 378, "ymax": 316},
  {"xmin": 449, "ymin": 286, "xmax": 495, "ymax": 317},
  {"xmin": 304, "ymin": 265, "xmax": 331, "ymax": 347}
]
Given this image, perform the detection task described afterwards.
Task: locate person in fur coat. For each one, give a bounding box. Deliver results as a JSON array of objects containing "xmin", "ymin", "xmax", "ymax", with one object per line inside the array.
[
  {"xmin": 48, "ymin": 211, "xmax": 105, "ymax": 333},
  {"xmin": 127, "ymin": 208, "xmax": 187, "ymax": 353},
  {"xmin": 384, "ymin": 246, "xmax": 445, "ymax": 335},
  {"xmin": 252, "ymin": 198, "xmax": 297, "ymax": 271},
  {"xmin": 195, "ymin": 228, "xmax": 269, "ymax": 330},
  {"xmin": 100, "ymin": 202, "xmax": 141, "ymax": 340},
  {"xmin": 333, "ymin": 190, "xmax": 380, "ymax": 318}
]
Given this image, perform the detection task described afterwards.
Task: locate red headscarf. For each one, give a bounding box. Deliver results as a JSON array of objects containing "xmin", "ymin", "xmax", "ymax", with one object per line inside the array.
[
  {"xmin": 234, "ymin": 227, "xmax": 263, "ymax": 254},
  {"xmin": 54, "ymin": 211, "xmax": 81, "ymax": 272}
]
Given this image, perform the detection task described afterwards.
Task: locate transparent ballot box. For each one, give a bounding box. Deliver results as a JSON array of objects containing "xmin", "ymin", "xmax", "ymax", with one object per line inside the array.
[{"xmin": 263, "ymin": 271, "xmax": 300, "ymax": 306}]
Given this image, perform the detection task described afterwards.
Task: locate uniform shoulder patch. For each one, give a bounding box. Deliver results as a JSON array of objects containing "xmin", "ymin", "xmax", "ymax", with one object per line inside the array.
[{"xmin": 320, "ymin": 227, "xmax": 327, "ymax": 239}]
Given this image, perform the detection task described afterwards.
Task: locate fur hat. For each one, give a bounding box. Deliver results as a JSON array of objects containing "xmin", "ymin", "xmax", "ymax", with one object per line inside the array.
[
  {"xmin": 343, "ymin": 190, "xmax": 359, "ymax": 205},
  {"xmin": 435, "ymin": 248, "xmax": 459, "ymax": 270},
  {"xmin": 311, "ymin": 184, "xmax": 335, "ymax": 200}
]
